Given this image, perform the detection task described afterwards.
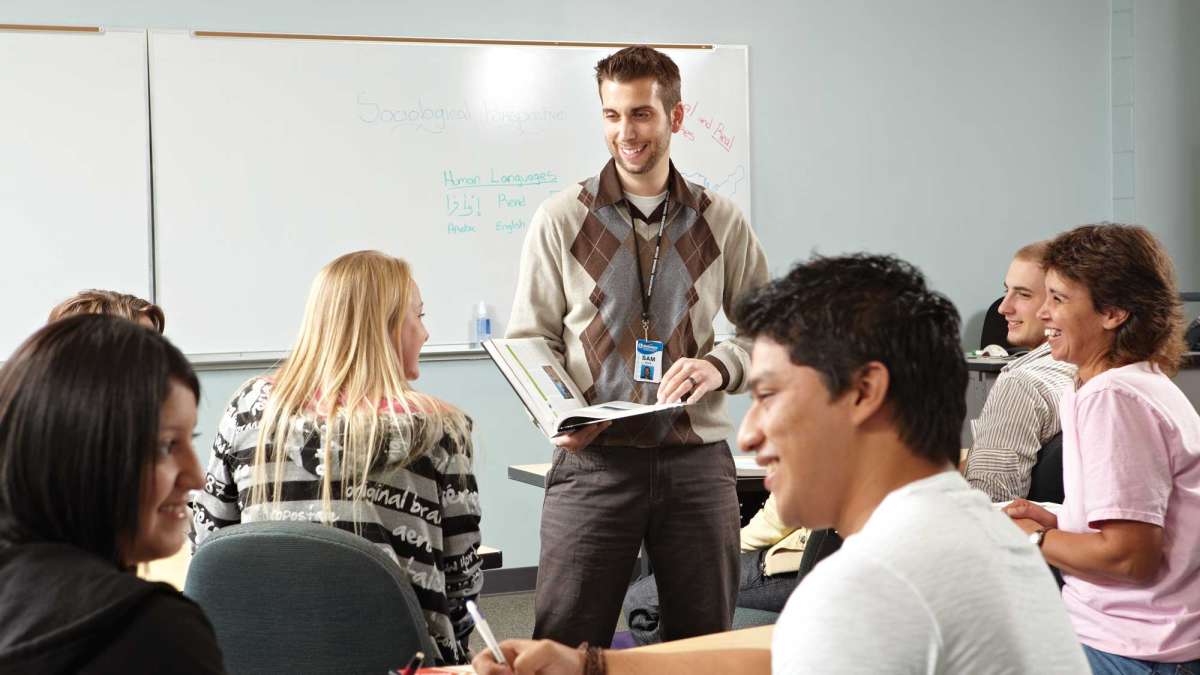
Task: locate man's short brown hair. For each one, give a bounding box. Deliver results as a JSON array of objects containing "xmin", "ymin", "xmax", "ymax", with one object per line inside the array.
[
  {"xmin": 1013, "ymin": 240, "xmax": 1049, "ymax": 265},
  {"xmin": 594, "ymin": 45, "xmax": 682, "ymax": 113},
  {"xmin": 48, "ymin": 289, "xmax": 165, "ymax": 334},
  {"xmin": 1043, "ymin": 223, "xmax": 1185, "ymax": 375}
]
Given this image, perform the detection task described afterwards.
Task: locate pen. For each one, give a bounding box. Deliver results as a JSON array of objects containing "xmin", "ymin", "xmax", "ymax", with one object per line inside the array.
[{"xmin": 466, "ymin": 599, "xmax": 508, "ymax": 666}]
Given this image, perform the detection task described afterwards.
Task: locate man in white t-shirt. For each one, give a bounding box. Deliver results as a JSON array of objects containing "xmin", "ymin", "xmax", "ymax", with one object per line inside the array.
[{"xmin": 474, "ymin": 254, "xmax": 1088, "ymax": 675}]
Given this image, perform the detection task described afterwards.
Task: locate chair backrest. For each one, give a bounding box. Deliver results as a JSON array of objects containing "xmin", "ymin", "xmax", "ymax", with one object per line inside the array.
[
  {"xmin": 1186, "ymin": 315, "xmax": 1200, "ymax": 351},
  {"xmin": 796, "ymin": 528, "xmax": 842, "ymax": 580},
  {"xmin": 1026, "ymin": 432, "xmax": 1065, "ymax": 504},
  {"xmin": 184, "ymin": 521, "xmax": 439, "ymax": 675},
  {"xmin": 979, "ymin": 296, "xmax": 1017, "ymax": 352}
]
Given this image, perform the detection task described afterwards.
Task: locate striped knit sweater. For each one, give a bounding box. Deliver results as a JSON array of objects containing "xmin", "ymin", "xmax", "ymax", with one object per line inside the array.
[
  {"xmin": 189, "ymin": 378, "xmax": 482, "ymax": 665},
  {"xmin": 507, "ymin": 159, "xmax": 769, "ymax": 447},
  {"xmin": 965, "ymin": 342, "xmax": 1077, "ymax": 501}
]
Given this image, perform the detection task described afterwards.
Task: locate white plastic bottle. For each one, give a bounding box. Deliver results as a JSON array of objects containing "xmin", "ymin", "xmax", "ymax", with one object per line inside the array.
[{"xmin": 475, "ymin": 301, "xmax": 492, "ymax": 344}]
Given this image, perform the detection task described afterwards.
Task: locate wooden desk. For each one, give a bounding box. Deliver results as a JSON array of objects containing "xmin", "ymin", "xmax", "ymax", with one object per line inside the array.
[{"xmin": 630, "ymin": 624, "xmax": 773, "ymax": 654}]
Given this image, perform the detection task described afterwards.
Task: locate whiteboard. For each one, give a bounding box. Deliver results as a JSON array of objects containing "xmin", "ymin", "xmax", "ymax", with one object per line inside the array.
[
  {"xmin": 149, "ymin": 31, "xmax": 750, "ymax": 356},
  {"xmin": 0, "ymin": 28, "xmax": 152, "ymax": 359}
]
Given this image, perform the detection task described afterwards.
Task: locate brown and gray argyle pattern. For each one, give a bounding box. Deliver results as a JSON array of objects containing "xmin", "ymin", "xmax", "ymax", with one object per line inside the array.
[{"xmin": 507, "ymin": 159, "xmax": 769, "ymax": 448}]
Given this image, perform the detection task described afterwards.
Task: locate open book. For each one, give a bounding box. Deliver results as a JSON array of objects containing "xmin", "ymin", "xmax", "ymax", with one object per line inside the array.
[{"xmin": 483, "ymin": 337, "xmax": 684, "ymax": 438}]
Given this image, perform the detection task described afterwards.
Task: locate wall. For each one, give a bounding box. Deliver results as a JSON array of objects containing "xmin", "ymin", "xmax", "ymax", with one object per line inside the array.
[
  {"xmin": 3, "ymin": 1, "xmax": 1134, "ymax": 569},
  {"xmin": 1130, "ymin": 0, "xmax": 1200, "ymax": 293}
]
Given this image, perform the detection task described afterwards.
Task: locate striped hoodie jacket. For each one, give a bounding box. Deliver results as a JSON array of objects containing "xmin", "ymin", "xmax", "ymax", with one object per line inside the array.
[{"xmin": 189, "ymin": 378, "xmax": 482, "ymax": 665}]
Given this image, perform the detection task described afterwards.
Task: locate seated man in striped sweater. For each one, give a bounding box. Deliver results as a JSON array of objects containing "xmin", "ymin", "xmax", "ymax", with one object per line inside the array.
[{"xmin": 964, "ymin": 241, "xmax": 1076, "ymax": 502}]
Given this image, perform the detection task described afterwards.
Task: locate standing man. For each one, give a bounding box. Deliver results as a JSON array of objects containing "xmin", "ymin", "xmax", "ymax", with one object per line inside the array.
[
  {"xmin": 965, "ymin": 241, "xmax": 1076, "ymax": 502},
  {"xmin": 507, "ymin": 45, "xmax": 768, "ymax": 647}
]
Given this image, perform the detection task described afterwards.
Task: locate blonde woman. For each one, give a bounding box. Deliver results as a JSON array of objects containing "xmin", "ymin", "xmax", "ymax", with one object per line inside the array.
[{"xmin": 190, "ymin": 251, "xmax": 482, "ymax": 665}]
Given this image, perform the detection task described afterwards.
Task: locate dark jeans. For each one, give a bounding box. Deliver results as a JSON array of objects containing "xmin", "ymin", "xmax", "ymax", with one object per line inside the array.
[
  {"xmin": 624, "ymin": 549, "xmax": 799, "ymax": 645},
  {"xmin": 533, "ymin": 442, "xmax": 740, "ymax": 648}
]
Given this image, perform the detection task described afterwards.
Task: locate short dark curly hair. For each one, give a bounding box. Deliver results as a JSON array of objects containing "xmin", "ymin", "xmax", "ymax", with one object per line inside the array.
[
  {"xmin": 733, "ymin": 254, "xmax": 967, "ymax": 466},
  {"xmin": 1043, "ymin": 223, "xmax": 1185, "ymax": 375}
]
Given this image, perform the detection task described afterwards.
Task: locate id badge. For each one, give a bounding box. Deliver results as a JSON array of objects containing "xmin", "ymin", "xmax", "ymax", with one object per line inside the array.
[{"xmin": 634, "ymin": 339, "xmax": 665, "ymax": 383}]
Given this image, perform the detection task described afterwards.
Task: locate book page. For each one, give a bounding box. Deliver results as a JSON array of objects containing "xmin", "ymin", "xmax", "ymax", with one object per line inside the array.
[
  {"xmin": 486, "ymin": 337, "xmax": 686, "ymax": 438},
  {"xmin": 484, "ymin": 338, "xmax": 586, "ymax": 437},
  {"xmin": 498, "ymin": 339, "xmax": 586, "ymax": 416},
  {"xmin": 557, "ymin": 399, "xmax": 684, "ymax": 432}
]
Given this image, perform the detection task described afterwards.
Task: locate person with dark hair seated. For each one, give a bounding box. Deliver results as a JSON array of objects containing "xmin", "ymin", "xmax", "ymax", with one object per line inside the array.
[
  {"xmin": 1005, "ymin": 224, "xmax": 1200, "ymax": 673},
  {"xmin": 474, "ymin": 254, "xmax": 1088, "ymax": 675},
  {"xmin": 0, "ymin": 315, "xmax": 225, "ymax": 673}
]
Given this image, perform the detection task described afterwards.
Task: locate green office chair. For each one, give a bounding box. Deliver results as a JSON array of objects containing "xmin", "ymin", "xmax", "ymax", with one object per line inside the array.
[{"xmin": 184, "ymin": 521, "xmax": 439, "ymax": 675}]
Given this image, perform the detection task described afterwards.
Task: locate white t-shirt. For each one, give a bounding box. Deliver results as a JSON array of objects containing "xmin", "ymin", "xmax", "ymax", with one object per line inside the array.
[
  {"xmin": 623, "ymin": 190, "xmax": 667, "ymax": 220},
  {"xmin": 772, "ymin": 471, "xmax": 1089, "ymax": 674}
]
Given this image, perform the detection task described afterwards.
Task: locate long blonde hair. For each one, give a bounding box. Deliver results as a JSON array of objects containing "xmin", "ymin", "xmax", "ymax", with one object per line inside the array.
[{"xmin": 249, "ymin": 250, "xmax": 469, "ymax": 521}]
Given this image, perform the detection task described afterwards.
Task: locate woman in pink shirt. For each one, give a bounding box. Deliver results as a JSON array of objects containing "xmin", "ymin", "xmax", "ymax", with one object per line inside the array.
[{"xmin": 1006, "ymin": 224, "xmax": 1200, "ymax": 674}]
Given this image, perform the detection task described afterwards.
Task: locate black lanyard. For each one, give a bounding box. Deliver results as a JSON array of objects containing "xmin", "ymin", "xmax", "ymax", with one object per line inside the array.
[{"xmin": 632, "ymin": 192, "xmax": 669, "ymax": 341}]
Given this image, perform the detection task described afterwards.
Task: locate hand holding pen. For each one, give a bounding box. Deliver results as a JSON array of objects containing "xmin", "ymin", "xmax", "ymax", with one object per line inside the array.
[
  {"xmin": 471, "ymin": 638, "xmax": 590, "ymax": 675},
  {"xmin": 466, "ymin": 600, "xmax": 507, "ymax": 667},
  {"xmin": 467, "ymin": 600, "xmax": 603, "ymax": 675}
]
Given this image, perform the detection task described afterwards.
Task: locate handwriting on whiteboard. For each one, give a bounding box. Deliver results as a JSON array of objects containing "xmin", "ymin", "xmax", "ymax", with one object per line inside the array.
[
  {"xmin": 442, "ymin": 169, "xmax": 558, "ymax": 189},
  {"xmin": 679, "ymin": 101, "xmax": 736, "ymax": 152},
  {"xmin": 440, "ymin": 168, "xmax": 558, "ymax": 236},
  {"xmin": 357, "ymin": 93, "xmax": 469, "ymax": 133},
  {"xmin": 357, "ymin": 93, "xmax": 567, "ymax": 135},
  {"xmin": 680, "ymin": 165, "xmax": 747, "ymax": 197}
]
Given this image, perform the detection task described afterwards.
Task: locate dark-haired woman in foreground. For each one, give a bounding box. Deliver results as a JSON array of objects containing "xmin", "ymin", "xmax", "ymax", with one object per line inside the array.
[
  {"xmin": 1006, "ymin": 224, "xmax": 1200, "ymax": 673},
  {"xmin": 0, "ymin": 315, "xmax": 225, "ymax": 673}
]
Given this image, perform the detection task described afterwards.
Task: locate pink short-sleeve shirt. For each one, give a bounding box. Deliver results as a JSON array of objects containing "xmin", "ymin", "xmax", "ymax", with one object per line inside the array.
[{"xmin": 1059, "ymin": 362, "xmax": 1200, "ymax": 662}]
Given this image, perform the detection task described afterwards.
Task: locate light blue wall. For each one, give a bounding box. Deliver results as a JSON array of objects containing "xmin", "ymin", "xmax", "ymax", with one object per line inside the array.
[
  {"xmin": 1127, "ymin": 0, "xmax": 1200, "ymax": 292},
  {"xmin": 12, "ymin": 0, "xmax": 1197, "ymax": 568}
]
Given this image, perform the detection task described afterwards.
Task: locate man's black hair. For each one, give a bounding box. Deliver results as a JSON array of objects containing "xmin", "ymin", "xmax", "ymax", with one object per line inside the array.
[{"xmin": 734, "ymin": 254, "xmax": 966, "ymax": 465}]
